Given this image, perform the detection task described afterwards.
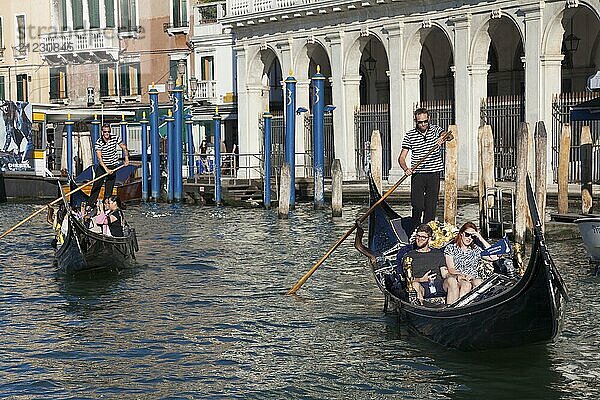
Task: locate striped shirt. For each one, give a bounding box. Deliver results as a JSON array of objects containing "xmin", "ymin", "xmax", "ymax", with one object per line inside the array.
[
  {"xmin": 401, "ymin": 124, "xmax": 445, "ymax": 173},
  {"xmin": 95, "ymin": 133, "xmax": 123, "ymax": 168}
]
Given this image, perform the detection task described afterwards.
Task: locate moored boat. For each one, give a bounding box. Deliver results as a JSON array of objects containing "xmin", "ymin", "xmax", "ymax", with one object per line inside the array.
[
  {"xmin": 354, "ymin": 176, "xmax": 568, "ymax": 351},
  {"xmin": 575, "ymin": 217, "xmax": 600, "ymax": 263}
]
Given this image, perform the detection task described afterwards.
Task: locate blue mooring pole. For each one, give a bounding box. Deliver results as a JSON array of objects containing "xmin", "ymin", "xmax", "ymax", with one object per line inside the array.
[
  {"xmin": 149, "ymin": 85, "xmax": 160, "ymax": 201},
  {"xmin": 285, "ymin": 74, "xmax": 297, "ymax": 208},
  {"xmin": 140, "ymin": 112, "xmax": 149, "ymax": 201},
  {"xmin": 213, "ymin": 108, "xmax": 222, "ymax": 206},
  {"xmin": 165, "ymin": 111, "xmax": 175, "ymax": 203},
  {"xmin": 186, "ymin": 114, "xmax": 194, "ymax": 180},
  {"xmin": 312, "ymin": 65, "xmax": 325, "ymax": 209},
  {"xmin": 263, "ymin": 111, "xmax": 272, "ymax": 209},
  {"xmin": 173, "ymin": 86, "xmax": 184, "ymax": 202},
  {"xmin": 65, "ymin": 114, "xmax": 74, "ymax": 179},
  {"xmin": 90, "ymin": 115, "xmax": 100, "ymax": 167},
  {"xmin": 120, "ymin": 114, "xmax": 128, "ymax": 159}
]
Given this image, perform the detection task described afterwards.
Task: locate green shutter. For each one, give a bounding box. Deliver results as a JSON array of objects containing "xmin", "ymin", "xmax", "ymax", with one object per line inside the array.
[
  {"xmin": 105, "ymin": 0, "xmax": 115, "ymax": 27},
  {"xmin": 61, "ymin": 0, "xmax": 68, "ymax": 30},
  {"xmin": 182, "ymin": 0, "xmax": 187, "ymax": 25},
  {"xmin": 89, "ymin": 0, "xmax": 100, "ymax": 28},
  {"xmin": 0, "ymin": 18, "xmax": 3, "ymax": 49},
  {"xmin": 100, "ymin": 64, "xmax": 108, "ymax": 97},
  {"xmin": 16, "ymin": 74, "xmax": 27, "ymax": 102},
  {"xmin": 0, "ymin": 76, "xmax": 5, "ymax": 101},
  {"xmin": 72, "ymin": 0, "xmax": 84, "ymax": 30},
  {"xmin": 173, "ymin": 0, "xmax": 180, "ymax": 27},
  {"xmin": 50, "ymin": 68, "xmax": 58, "ymax": 99}
]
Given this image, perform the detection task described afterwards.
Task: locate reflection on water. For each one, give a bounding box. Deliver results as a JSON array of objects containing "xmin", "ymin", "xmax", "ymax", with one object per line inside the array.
[{"xmin": 0, "ymin": 201, "xmax": 599, "ymax": 398}]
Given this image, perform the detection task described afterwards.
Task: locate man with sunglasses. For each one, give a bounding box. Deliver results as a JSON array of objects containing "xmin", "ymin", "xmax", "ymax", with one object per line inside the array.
[
  {"xmin": 88, "ymin": 124, "xmax": 129, "ymax": 207},
  {"xmin": 398, "ymin": 108, "xmax": 446, "ymax": 231},
  {"xmin": 401, "ymin": 224, "xmax": 459, "ymax": 305}
]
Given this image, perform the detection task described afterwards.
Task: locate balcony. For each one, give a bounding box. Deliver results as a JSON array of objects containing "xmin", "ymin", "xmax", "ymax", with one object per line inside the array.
[
  {"xmin": 164, "ymin": 21, "xmax": 190, "ymax": 36},
  {"xmin": 194, "ymin": 80, "xmax": 217, "ymax": 102},
  {"xmin": 39, "ymin": 28, "xmax": 119, "ymax": 65}
]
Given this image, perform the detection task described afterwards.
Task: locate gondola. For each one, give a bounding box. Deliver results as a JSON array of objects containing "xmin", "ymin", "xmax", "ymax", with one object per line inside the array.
[
  {"xmin": 574, "ymin": 216, "xmax": 600, "ymax": 264},
  {"xmin": 52, "ymin": 184, "xmax": 138, "ymax": 275},
  {"xmin": 354, "ymin": 175, "xmax": 568, "ymax": 351}
]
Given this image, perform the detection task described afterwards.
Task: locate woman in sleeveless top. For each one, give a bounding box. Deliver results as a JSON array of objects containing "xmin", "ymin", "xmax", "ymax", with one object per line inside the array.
[{"xmin": 106, "ymin": 195, "xmax": 125, "ymax": 237}]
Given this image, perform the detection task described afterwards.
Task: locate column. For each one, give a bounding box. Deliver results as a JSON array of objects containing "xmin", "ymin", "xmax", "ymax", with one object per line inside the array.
[
  {"xmin": 296, "ymin": 79, "xmax": 310, "ymax": 177},
  {"xmin": 385, "ymin": 23, "xmax": 405, "ymax": 181},
  {"xmin": 541, "ymin": 55, "xmax": 563, "ymax": 185},
  {"xmin": 522, "ymin": 5, "xmax": 544, "ymax": 127}
]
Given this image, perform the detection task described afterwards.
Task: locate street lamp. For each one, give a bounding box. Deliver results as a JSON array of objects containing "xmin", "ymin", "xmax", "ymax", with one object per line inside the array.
[{"xmin": 189, "ymin": 76, "xmax": 198, "ymax": 99}]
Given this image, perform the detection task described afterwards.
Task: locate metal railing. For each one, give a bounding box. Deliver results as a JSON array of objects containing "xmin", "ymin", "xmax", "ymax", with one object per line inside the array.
[
  {"xmin": 304, "ymin": 113, "xmax": 335, "ymax": 178},
  {"xmin": 552, "ymin": 91, "xmax": 600, "ymax": 183},
  {"xmin": 480, "ymin": 95, "xmax": 524, "ymax": 182},
  {"xmin": 354, "ymin": 103, "xmax": 390, "ymax": 180}
]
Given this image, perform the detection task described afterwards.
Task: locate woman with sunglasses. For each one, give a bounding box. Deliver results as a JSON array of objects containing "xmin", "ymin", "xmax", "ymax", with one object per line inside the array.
[{"xmin": 443, "ymin": 221, "xmax": 498, "ymax": 297}]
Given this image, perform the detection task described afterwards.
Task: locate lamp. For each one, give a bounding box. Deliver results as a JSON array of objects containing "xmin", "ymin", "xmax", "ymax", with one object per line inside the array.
[
  {"xmin": 189, "ymin": 76, "xmax": 198, "ymax": 98},
  {"xmin": 167, "ymin": 76, "xmax": 175, "ymax": 92},
  {"xmin": 364, "ymin": 40, "xmax": 376, "ymax": 72},
  {"xmin": 324, "ymin": 105, "xmax": 336, "ymax": 113},
  {"xmin": 177, "ymin": 59, "xmax": 187, "ymax": 84},
  {"xmin": 563, "ymin": 18, "xmax": 580, "ymax": 53},
  {"xmin": 296, "ymin": 106, "xmax": 308, "ymax": 115}
]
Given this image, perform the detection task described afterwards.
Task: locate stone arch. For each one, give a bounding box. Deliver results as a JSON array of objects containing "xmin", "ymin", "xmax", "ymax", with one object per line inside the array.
[
  {"xmin": 294, "ymin": 40, "xmax": 333, "ymax": 105},
  {"xmin": 247, "ymin": 45, "xmax": 284, "ymax": 111},
  {"xmin": 403, "ymin": 22, "xmax": 454, "ymax": 72}
]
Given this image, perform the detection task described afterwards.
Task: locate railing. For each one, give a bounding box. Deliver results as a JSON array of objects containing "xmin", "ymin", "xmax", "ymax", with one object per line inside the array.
[
  {"xmin": 195, "ymin": 81, "xmax": 217, "ymax": 101},
  {"xmin": 304, "ymin": 113, "xmax": 335, "ymax": 178},
  {"xmin": 480, "ymin": 95, "xmax": 524, "ymax": 182},
  {"xmin": 40, "ymin": 28, "xmax": 119, "ymax": 54},
  {"xmin": 228, "ymin": 0, "xmax": 324, "ymax": 17},
  {"xmin": 354, "ymin": 103, "xmax": 390, "ymax": 180},
  {"xmin": 552, "ymin": 91, "xmax": 600, "ymax": 184}
]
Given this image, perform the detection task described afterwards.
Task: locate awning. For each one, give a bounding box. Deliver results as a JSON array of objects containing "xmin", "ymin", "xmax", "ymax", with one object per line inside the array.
[{"xmin": 570, "ymin": 97, "xmax": 600, "ymax": 121}]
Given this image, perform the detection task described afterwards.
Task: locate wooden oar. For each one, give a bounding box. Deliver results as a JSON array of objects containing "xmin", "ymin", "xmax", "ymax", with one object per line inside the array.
[
  {"xmin": 0, "ymin": 164, "xmax": 127, "ymax": 240},
  {"xmin": 287, "ymin": 131, "xmax": 453, "ymax": 295}
]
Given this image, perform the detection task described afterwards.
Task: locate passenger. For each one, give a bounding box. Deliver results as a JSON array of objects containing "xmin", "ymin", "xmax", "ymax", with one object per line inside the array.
[
  {"xmin": 403, "ymin": 224, "xmax": 459, "ymax": 304},
  {"xmin": 444, "ymin": 221, "xmax": 499, "ymax": 297},
  {"xmin": 105, "ymin": 195, "xmax": 125, "ymax": 237},
  {"xmin": 199, "ymin": 140, "xmax": 209, "ymax": 174}
]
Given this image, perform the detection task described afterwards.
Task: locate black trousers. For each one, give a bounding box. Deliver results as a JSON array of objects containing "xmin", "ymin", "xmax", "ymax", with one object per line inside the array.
[
  {"xmin": 88, "ymin": 164, "xmax": 117, "ymax": 206},
  {"xmin": 410, "ymin": 172, "xmax": 440, "ymax": 228}
]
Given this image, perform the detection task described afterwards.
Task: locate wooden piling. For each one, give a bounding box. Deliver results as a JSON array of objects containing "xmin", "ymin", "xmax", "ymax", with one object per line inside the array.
[
  {"xmin": 332, "ymin": 159, "xmax": 343, "ymax": 217},
  {"xmin": 444, "ymin": 125, "xmax": 458, "ymax": 225},
  {"xmin": 515, "ymin": 122, "xmax": 529, "ymax": 244},
  {"xmin": 370, "ymin": 130, "xmax": 383, "ymax": 194},
  {"xmin": 480, "ymin": 124, "xmax": 495, "ymax": 209},
  {"xmin": 477, "ymin": 125, "xmax": 485, "ymax": 225},
  {"xmin": 278, "ymin": 163, "xmax": 291, "ymax": 219},
  {"xmin": 534, "ymin": 121, "xmax": 547, "ymax": 232},
  {"xmin": 581, "ymin": 126, "xmax": 593, "ymax": 214},
  {"xmin": 557, "ymin": 124, "xmax": 571, "ymax": 214}
]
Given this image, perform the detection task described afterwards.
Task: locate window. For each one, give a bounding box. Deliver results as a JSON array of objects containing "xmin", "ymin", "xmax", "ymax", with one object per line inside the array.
[
  {"xmin": 72, "ymin": 0, "xmax": 84, "ymax": 30},
  {"xmin": 119, "ymin": 0, "xmax": 137, "ymax": 32},
  {"xmin": 119, "ymin": 62, "xmax": 141, "ymax": 96},
  {"xmin": 173, "ymin": 0, "xmax": 188, "ymax": 28},
  {"xmin": 89, "ymin": 0, "xmax": 100, "ymax": 29},
  {"xmin": 16, "ymin": 15, "xmax": 25, "ymax": 48},
  {"xmin": 0, "ymin": 17, "xmax": 4, "ymax": 56},
  {"xmin": 59, "ymin": 0, "xmax": 68, "ymax": 30},
  {"xmin": 50, "ymin": 67, "xmax": 68, "ymax": 100},
  {"xmin": 16, "ymin": 74, "xmax": 28, "ymax": 102},
  {"xmin": 99, "ymin": 63, "xmax": 117, "ymax": 97},
  {"xmin": 105, "ymin": 0, "xmax": 115, "ymax": 27},
  {"xmin": 200, "ymin": 56, "xmax": 213, "ymax": 81},
  {"xmin": 0, "ymin": 76, "xmax": 5, "ymax": 101}
]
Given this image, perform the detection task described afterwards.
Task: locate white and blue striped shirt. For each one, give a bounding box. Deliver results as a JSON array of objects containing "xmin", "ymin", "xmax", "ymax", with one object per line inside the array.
[
  {"xmin": 95, "ymin": 133, "xmax": 123, "ymax": 168},
  {"xmin": 401, "ymin": 124, "xmax": 445, "ymax": 173}
]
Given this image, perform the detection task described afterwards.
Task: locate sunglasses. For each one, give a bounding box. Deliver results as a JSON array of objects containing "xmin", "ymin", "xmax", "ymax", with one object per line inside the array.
[
  {"xmin": 416, "ymin": 120, "xmax": 429, "ymax": 125},
  {"xmin": 463, "ymin": 231, "xmax": 476, "ymax": 238},
  {"xmin": 415, "ymin": 234, "xmax": 430, "ymax": 240}
]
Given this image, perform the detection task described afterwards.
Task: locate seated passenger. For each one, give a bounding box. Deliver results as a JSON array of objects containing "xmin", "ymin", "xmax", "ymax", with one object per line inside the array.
[
  {"xmin": 444, "ymin": 221, "xmax": 499, "ymax": 297},
  {"xmin": 403, "ymin": 224, "xmax": 459, "ymax": 304},
  {"xmin": 105, "ymin": 195, "xmax": 125, "ymax": 237}
]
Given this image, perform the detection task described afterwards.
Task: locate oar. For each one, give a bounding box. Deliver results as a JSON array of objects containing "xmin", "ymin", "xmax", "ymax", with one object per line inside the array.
[
  {"xmin": 0, "ymin": 164, "xmax": 127, "ymax": 240},
  {"xmin": 287, "ymin": 131, "xmax": 453, "ymax": 295}
]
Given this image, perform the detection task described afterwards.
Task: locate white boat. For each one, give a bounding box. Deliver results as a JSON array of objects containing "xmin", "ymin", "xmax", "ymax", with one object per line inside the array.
[{"xmin": 575, "ymin": 217, "xmax": 600, "ymax": 263}]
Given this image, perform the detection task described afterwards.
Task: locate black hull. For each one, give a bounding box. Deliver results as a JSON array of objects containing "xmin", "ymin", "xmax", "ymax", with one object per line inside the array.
[
  {"xmin": 55, "ymin": 214, "xmax": 138, "ymax": 275},
  {"xmin": 363, "ymin": 177, "xmax": 568, "ymax": 351}
]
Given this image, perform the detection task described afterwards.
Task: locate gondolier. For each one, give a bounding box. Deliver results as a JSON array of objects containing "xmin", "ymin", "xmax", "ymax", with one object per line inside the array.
[{"xmin": 88, "ymin": 124, "xmax": 129, "ymax": 206}]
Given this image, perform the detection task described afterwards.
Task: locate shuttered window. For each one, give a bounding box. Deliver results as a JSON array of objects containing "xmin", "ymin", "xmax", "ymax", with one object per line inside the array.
[
  {"xmin": 89, "ymin": 0, "xmax": 100, "ymax": 29},
  {"xmin": 60, "ymin": 0, "xmax": 68, "ymax": 30},
  {"xmin": 16, "ymin": 74, "xmax": 28, "ymax": 102},
  {"xmin": 201, "ymin": 56, "xmax": 214, "ymax": 81},
  {"xmin": 173, "ymin": 0, "xmax": 188, "ymax": 28},
  {"xmin": 99, "ymin": 63, "xmax": 117, "ymax": 97},
  {"xmin": 0, "ymin": 76, "xmax": 5, "ymax": 101},
  {"xmin": 119, "ymin": 62, "xmax": 140, "ymax": 96},
  {"xmin": 50, "ymin": 67, "xmax": 68, "ymax": 100},
  {"xmin": 105, "ymin": 0, "xmax": 115, "ymax": 27},
  {"xmin": 72, "ymin": 0, "xmax": 84, "ymax": 30},
  {"xmin": 119, "ymin": 0, "xmax": 137, "ymax": 32}
]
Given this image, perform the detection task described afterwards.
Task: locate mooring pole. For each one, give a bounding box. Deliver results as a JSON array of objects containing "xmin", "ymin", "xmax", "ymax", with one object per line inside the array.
[
  {"xmin": 173, "ymin": 85, "xmax": 184, "ymax": 202},
  {"xmin": 165, "ymin": 110, "xmax": 175, "ymax": 203},
  {"xmin": 65, "ymin": 114, "xmax": 74, "ymax": 178},
  {"xmin": 213, "ymin": 107, "xmax": 222, "ymax": 206},
  {"xmin": 140, "ymin": 112, "xmax": 149, "ymax": 202},
  {"xmin": 186, "ymin": 114, "xmax": 194, "ymax": 180},
  {"xmin": 120, "ymin": 114, "xmax": 128, "ymax": 159},
  {"xmin": 285, "ymin": 73, "xmax": 297, "ymax": 208},
  {"xmin": 263, "ymin": 111, "xmax": 272, "ymax": 209},
  {"xmin": 149, "ymin": 84, "xmax": 160, "ymax": 202},
  {"xmin": 312, "ymin": 65, "xmax": 325, "ymax": 210},
  {"xmin": 90, "ymin": 114, "xmax": 100, "ymax": 167}
]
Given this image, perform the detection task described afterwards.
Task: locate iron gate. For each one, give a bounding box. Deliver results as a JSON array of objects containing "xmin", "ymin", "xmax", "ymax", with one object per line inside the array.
[
  {"xmin": 258, "ymin": 111, "xmax": 285, "ymax": 178},
  {"xmin": 480, "ymin": 95, "xmax": 524, "ymax": 182},
  {"xmin": 417, "ymin": 99, "xmax": 455, "ymax": 179},
  {"xmin": 303, "ymin": 113, "xmax": 335, "ymax": 178},
  {"xmin": 551, "ymin": 92, "xmax": 600, "ymax": 184},
  {"xmin": 354, "ymin": 104, "xmax": 391, "ymax": 180}
]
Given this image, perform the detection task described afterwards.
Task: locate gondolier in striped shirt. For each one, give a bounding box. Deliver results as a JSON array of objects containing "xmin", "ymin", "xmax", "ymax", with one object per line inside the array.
[
  {"xmin": 88, "ymin": 124, "xmax": 129, "ymax": 206},
  {"xmin": 398, "ymin": 108, "xmax": 446, "ymax": 229}
]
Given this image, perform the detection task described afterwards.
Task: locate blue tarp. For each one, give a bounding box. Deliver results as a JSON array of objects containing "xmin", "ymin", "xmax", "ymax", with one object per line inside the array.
[{"xmin": 75, "ymin": 164, "xmax": 138, "ymax": 186}]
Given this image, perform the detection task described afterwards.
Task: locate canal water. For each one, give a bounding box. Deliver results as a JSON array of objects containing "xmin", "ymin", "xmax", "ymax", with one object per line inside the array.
[{"xmin": 0, "ymin": 200, "xmax": 598, "ymax": 399}]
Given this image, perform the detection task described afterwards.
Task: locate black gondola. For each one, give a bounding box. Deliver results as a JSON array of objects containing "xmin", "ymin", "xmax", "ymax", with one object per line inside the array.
[
  {"xmin": 354, "ymin": 176, "xmax": 568, "ymax": 351},
  {"xmin": 53, "ymin": 184, "xmax": 138, "ymax": 275}
]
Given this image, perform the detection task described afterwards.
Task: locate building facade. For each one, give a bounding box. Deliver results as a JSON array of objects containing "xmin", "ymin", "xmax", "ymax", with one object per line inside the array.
[{"xmin": 223, "ymin": 0, "xmax": 600, "ymax": 186}]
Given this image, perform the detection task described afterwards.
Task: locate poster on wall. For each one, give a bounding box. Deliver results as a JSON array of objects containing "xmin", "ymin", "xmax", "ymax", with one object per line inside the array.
[{"xmin": 0, "ymin": 101, "xmax": 34, "ymax": 172}]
